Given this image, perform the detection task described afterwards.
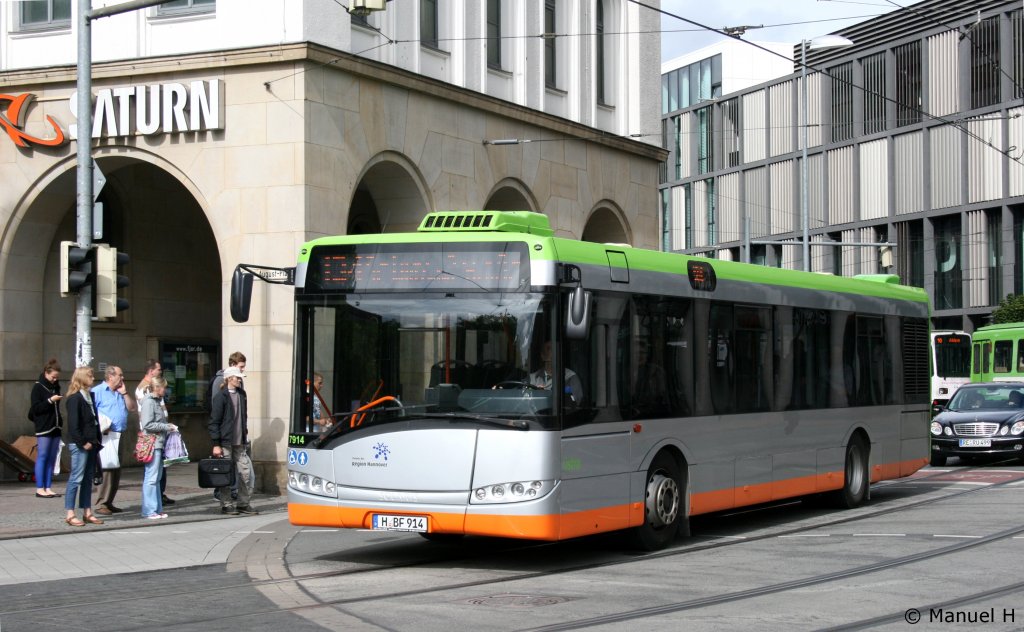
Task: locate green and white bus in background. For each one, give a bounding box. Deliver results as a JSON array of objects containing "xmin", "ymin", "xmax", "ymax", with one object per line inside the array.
[
  {"xmin": 970, "ymin": 322, "xmax": 1024, "ymax": 382},
  {"xmin": 931, "ymin": 330, "xmax": 972, "ymax": 411},
  {"xmin": 232, "ymin": 210, "xmax": 932, "ymax": 550}
]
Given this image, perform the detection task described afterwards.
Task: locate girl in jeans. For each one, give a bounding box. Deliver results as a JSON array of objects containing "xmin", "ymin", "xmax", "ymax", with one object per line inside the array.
[
  {"xmin": 140, "ymin": 377, "xmax": 177, "ymax": 519},
  {"xmin": 64, "ymin": 366, "xmax": 102, "ymax": 527},
  {"xmin": 30, "ymin": 358, "xmax": 63, "ymax": 498}
]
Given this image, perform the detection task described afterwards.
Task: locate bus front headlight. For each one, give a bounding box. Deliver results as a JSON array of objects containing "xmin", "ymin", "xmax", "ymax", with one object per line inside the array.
[
  {"xmin": 288, "ymin": 470, "xmax": 337, "ymax": 498},
  {"xmin": 471, "ymin": 480, "xmax": 554, "ymax": 504}
]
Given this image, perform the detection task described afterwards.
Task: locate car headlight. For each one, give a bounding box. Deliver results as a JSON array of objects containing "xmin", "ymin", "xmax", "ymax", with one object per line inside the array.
[
  {"xmin": 930, "ymin": 421, "xmax": 943, "ymax": 436},
  {"xmin": 944, "ymin": 426, "xmax": 953, "ymax": 436},
  {"xmin": 288, "ymin": 470, "xmax": 337, "ymax": 498},
  {"xmin": 1000, "ymin": 426, "xmax": 1010, "ymax": 436},
  {"xmin": 471, "ymin": 479, "xmax": 554, "ymax": 504},
  {"xmin": 1012, "ymin": 421, "xmax": 1024, "ymax": 436}
]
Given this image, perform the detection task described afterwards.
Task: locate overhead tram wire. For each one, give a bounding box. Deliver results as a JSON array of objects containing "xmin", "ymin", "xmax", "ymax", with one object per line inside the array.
[{"xmin": 629, "ymin": 0, "xmax": 1024, "ymax": 166}]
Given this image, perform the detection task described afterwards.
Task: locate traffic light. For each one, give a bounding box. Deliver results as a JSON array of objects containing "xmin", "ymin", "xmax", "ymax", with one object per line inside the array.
[
  {"xmin": 60, "ymin": 241, "xmax": 94, "ymax": 297},
  {"xmin": 94, "ymin": 244, "xmax": 129, "ymax": 318}
]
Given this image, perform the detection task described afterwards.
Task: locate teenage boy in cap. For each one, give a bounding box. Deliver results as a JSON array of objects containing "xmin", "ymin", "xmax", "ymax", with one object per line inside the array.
[{"xmin": 208, "ymin": 366, "xmax": 257, "ymax": 515}]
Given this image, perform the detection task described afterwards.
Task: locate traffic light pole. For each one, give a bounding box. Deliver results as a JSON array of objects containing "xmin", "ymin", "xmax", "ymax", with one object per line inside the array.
[
  {"xmin": 74, "ymin": 0, "xmax": 93, "ymax": 368},
  {"xmin": 74, "ymin": 0, "xmax": 173, "ymax": 368}
]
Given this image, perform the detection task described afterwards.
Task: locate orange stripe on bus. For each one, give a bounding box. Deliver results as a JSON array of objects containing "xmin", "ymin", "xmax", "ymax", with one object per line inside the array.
[
  {"xmin": 691, "ymin": 457, "xmax": 926, "ymax": 515},
  {"xmin": 288, "ymin": 458, "xmax": 927, "ymax": 537},
  {"xmin": 288, "ymin": 502, "xmax": 637, "ymax": 540}
]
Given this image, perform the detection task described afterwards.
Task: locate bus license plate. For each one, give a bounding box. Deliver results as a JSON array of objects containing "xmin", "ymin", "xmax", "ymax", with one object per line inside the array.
[
  {"xmin": 372, "ymin": 514, "xmax": 428, "ymax": 532},
  {"xmin": 959, "ymin": 438, "xmax": 991, "ymax": 448}
]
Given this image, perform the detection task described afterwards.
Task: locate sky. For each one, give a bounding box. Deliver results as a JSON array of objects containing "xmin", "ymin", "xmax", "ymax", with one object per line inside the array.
[{"xmin": 657, "ymin": 0, "xmax": 912, "ymax": 62}]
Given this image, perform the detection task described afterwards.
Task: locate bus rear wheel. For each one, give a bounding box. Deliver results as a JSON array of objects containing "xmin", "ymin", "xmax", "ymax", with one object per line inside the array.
[
  {"xmin": 630, "ymin": 452, "xmax": 683, "ymax": 551},
  {"xmin": 834, "ymin": 435, "xmax": 869, "ymax": 508}
]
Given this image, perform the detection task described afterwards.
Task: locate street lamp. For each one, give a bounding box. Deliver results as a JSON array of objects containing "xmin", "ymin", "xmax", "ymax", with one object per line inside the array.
[{"xmin": 801, "ymin": 34, "xmax": 853, "ymax": 272}]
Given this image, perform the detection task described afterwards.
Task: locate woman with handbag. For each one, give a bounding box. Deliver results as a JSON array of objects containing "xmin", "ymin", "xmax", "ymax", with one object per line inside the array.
[
  {"xmin": 63, "ymin": 366, "xmax": 102, "ymax": 527},
  {"xmin": 140, "ymin": 377, "xmax": 177, "ymax": 519},
  {"xmin": 30, "ymin": 358, "xmax": 63, "ymax": 498}
]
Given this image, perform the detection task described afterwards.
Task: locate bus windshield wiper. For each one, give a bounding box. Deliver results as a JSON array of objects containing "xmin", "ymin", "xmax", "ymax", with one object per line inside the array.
[{"xmin": 415, "ymin": 412, "xmax": 529, "ymax": 430}]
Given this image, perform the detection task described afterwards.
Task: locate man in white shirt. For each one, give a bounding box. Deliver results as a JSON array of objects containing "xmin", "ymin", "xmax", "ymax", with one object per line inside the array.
[{"xmin": 529, "ymin": 341, "xmax": 583, "ymax": 403}]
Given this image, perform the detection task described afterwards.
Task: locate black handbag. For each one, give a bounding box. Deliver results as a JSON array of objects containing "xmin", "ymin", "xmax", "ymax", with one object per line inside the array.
[{"xmin": 198, "ymin": 458, "xmax": 236, "ymax": 488}]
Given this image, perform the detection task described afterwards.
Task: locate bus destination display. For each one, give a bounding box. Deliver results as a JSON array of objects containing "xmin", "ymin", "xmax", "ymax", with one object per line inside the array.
[{"xmin": 307, "ymin": 243, "xmax": 529, "ymax": 292}]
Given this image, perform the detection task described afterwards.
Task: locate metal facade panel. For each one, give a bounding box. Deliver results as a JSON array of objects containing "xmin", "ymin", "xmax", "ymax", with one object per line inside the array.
[
  {"xmin": 894, "ymin": 131, "xmax": 924, "ymax": 215},
  {"xmin": 859, "ymin": 227, "xmax": 878, "ymax": 274},
  {"xmin": 842, "ymin": 228, "xmax": 857, "ymax": 277},
  {"xmin": 744, "ymin": 167, "xmax": 768, "ymax": 238},
  {"xmin": 811, "ymin": 235, "xmax": 830, "ymax": 273},
  {"xmin": 859, "ymin": 138, "xmax": 889, "ymax": 220},
  {"xmin": 769, "ymin": 159, "xmax": 795, "ymax": 234},
  {"xmin": 808, "ymin": 154, "xmax": 825, "ymax": 231},
  {"xmin": 967, "ymin": 210, "xmax": 989, "ymax": 308},
  {"xmin": 930, "ymin": 125, "xmax": 962, "ymax": 209},
  {"xmin": 719, "ymin": 172, "xmax": 740, "ymax": 246},
  {"xmin": 967, "ymin": 115, "xmax": 1003, "ymax": 203},
  {"xmin": 927, "ymin": 30, "xmax": 959, "ymax": 117},
  {"xmin": 781, "ymin": 241, "xmax": 800, "ymax": 270},
  {"xmin": 671, "ymin": 185, "xmax": 685, "ymax": 250},
  {"xmin": 1012, "ymin": 107, "xmax": 1024, "ymax": 196},
  {"xmin": 797, "ymin": 73, "xmax": 823, "ymax": 149},
  {"xmin": 742, "ymin": 90, "xmax": 767, "ymax": 163},
  {"xmin": 828, "ymin": 146, "xmax": 855, "ymax": 225},
  {"xmin": 693, "ymin": 179, "xmax": 709, "ymax": 248},
  {"xmin": 769, "ymin": 80, "xmax": 794, "ymax": 157}
]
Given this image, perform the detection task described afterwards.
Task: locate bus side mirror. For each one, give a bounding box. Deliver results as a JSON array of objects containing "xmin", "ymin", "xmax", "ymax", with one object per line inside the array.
[
  {"xmin": 230, "ymin": 268, "xmax": 254, "ymax": 323},
  {"xmin": 566, "ymin": 285, "xmax": 591, "ymax": 340}
]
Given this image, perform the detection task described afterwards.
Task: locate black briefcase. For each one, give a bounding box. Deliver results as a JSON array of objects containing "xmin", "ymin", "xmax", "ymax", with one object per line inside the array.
[{"xmin": 198, "ymin": 458, "xmax": 235, "ymax": 488}]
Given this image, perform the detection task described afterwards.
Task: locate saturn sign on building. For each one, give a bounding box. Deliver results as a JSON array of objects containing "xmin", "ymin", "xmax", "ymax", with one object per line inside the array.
[{"xmin": 0, "ymin": 0, "xmax": 663, "ymax": 489}]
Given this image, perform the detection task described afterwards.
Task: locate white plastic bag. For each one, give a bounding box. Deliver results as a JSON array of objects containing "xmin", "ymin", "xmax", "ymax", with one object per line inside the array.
[{"xmin": 98, "ymin": 431, "xmax": 121, "ymax": 469}]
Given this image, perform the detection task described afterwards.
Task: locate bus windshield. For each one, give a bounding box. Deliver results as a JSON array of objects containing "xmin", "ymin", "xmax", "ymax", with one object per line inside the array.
[
  {"xmin": 934, "ymin": 334, "xmax": 971, "ymax": 378},
  {"xmin": 295, "ymin": 293, "xmax": 560, "ymax": 431}
]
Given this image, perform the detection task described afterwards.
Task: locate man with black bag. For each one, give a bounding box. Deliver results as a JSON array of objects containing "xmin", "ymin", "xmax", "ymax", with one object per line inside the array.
[{"xmin": 207, "ymin": 366, "xmax": 257, "ymax": 515}]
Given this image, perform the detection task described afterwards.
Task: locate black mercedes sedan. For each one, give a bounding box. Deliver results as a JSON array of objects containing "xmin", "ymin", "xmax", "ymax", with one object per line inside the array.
[{"xmin": 930, "ymin": 382, "xmax": 1024, "ymax": 466}]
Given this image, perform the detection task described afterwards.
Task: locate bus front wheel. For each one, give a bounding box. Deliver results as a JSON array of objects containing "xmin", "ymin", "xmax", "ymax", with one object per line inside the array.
[
  {"xmin": 835, "ymin": 435, "xmax": 870, "ymax": 508},
  {"xmin": 630, "ymin": 452, "xmax": 684, "ymax": 551}
]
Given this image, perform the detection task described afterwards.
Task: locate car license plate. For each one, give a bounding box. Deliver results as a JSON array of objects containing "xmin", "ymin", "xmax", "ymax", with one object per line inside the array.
[
  {"xmin": 372, "ymin": 514, "xmax": 428, "ymax": 532},
  {"xmin": 959, "ymin": 438, "xmax": 991, "ymax": 448}
]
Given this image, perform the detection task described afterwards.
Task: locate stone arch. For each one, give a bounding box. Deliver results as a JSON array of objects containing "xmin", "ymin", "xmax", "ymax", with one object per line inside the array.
[
  {"xmin": 0, "ymin": 149, "xmax": 220, "ymax": 448},
  {"xmin": 349, "ymin": 151, "xmax": 433, "ymax": 234},
  {"xmin": 484, "ymin": 178, "xmax": 538, "ymax": 212},
  {"xmin": 582, "ymin": 200, "xmax": 632, "ymax": 245}
]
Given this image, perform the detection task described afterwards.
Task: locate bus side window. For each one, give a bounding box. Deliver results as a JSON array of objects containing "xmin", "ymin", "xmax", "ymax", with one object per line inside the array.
[
  {"xmin": 1017, "ymin": 340, "xmax": 1024, "ymax": 372},
  {"xmin": 994, "ymin": 340, "xmax": 1012, "ymax": 373}
]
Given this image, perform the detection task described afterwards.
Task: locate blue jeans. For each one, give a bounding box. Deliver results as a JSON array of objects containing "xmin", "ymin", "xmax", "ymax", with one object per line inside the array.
[
  {"xmin": 35, "ymin": 435, "xmax": 60, "ymax": 489},
  {"xmin": 64, "ymin": 443, "xmax": 95, "ymax": 511},
  {"xmin": 141, "ymin": 448, "xmax": 165, "ymax": 517}
]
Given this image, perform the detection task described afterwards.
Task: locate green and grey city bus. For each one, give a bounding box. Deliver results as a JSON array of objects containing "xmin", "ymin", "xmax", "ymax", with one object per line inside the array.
[{"xmin": 231, "ymin": 210, "xmax": 931, "ymax": 550}]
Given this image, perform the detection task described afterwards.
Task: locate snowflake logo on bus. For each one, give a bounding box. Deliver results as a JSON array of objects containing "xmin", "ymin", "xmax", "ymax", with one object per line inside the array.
[{"xmin": 373, "ymin": 442, "xmax": 390, "ymax": 461}]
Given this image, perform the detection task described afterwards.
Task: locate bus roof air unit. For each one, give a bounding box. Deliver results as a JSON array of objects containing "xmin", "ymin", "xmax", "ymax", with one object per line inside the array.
[{"xmin": 418, "ymin": 210, "xmax": 554, "ymax": 236}]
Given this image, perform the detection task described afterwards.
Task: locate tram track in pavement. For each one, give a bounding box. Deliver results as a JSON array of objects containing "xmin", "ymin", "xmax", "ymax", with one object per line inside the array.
[
  {"xmin": 521, "ymin": 521, "xmax": 1024, "ymax": 632},
  {"xmin": 3, "ymin": 463, "xmax": 1019, "ymax": 627}
]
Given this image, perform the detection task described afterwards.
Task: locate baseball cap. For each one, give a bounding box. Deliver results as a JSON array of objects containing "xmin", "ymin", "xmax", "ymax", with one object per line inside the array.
[{"xmin": 224, "ymin": 366, "xmax": 247, "ymax": 379}]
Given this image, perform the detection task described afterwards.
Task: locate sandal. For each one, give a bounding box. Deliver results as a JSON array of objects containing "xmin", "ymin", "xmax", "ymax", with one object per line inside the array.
[
  {"xmin": 65, "ymin": 516, "xmax": 85, "ymax": 527},
  {"xmin": 83, "ymin": 515, "xmax": 104, "ymax": 525}
]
